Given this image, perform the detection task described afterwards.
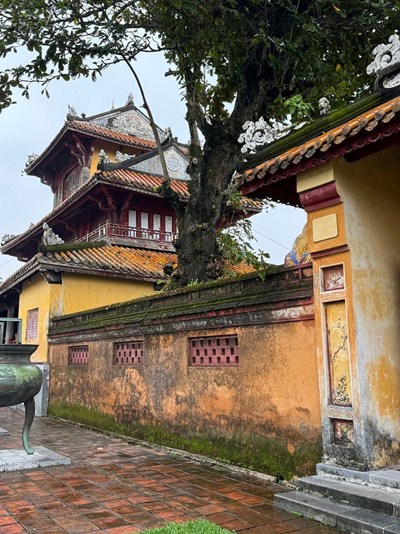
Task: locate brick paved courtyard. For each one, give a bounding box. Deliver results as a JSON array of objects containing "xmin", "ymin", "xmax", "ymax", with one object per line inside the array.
[{"xmin": 0, "ymin": 408, "xmax": 340, "ymax": 533}]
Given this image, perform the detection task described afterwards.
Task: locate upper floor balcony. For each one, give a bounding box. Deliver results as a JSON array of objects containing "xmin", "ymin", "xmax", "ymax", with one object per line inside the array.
[{"xmin": 76, "ymin": 222, "xmax": 177, "ymax": 251}]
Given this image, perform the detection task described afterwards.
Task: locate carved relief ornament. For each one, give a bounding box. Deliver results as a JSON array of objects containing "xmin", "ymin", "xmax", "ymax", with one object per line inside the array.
[
  {"xmin": 238, "ymin": 117, "xmax": 292, "ymax": 154},
  {"xmin": 367, "ymin": 34, "xmax": 400, "ymax": 91}
]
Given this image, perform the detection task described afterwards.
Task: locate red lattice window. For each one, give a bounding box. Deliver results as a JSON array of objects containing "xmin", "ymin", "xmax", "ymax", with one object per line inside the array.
[
  {"xmin": 190, "ymin": 335, "xmax": 239, "ymax": 367},
  {"xmin": 113, "ymin": 341, "xmax": 143, "ymax": 365},
  {"xmin": 68, "ymin": 345, "xmax": 89, "ymax": 365},
  {"xmin": 26, "ymin": 308, "xmax": 39, "ymax": 341}
]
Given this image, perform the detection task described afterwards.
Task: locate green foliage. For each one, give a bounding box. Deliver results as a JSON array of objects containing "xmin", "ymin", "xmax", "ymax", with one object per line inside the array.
[
  {"xmin": 218, "ymin": 219, "xmax": 269, "ymax": 274},
  {"xmin": 0, "ymin": 1, "xmax": 398, "ymax": 118},
  {"xmin": 282, "ymin": 94, "xmax": 314, "ymax": 123},
  {"xmin": 218, "ymin": 184, "xmax": 270, "ymax": 274},
  {"xmin": 1, "ymin": 0, "xmax": 399, "ymax": 285},
  {"xmin": 141, "ymin": 519, "xmax": 234, "ymax": 534}
]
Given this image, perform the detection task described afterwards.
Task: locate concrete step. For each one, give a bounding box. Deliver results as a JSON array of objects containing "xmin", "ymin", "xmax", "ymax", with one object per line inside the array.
[
  {"xmin": 298, "ymin": 475, "xmax": 400, "ymax": 516},
  {"xmin": 276, "ymin": 491, "xmax": 400, "ymax": 534},
  {"xmin": 317, "ymin": 464, "xmax": 400, "ymax": 491}
]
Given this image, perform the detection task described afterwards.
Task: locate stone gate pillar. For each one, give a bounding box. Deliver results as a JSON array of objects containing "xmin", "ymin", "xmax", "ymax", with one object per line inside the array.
[
  {"xmin": 298, "ymin": 164, "xmax": 366, "ymax": 468},
  {"xmin": 298, "ymin": 150, "xmax": 400, "ymax": 470}
]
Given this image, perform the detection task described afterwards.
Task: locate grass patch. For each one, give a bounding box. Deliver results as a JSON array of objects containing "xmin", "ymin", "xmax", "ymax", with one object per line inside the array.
[{"xmin": 141, "ymin": 519, "xmax": 234, "ymax": 533}]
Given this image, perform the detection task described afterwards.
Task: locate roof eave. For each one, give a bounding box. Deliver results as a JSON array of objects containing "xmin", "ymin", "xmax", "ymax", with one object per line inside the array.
[{"xmin": 237, "ymin": 88, "xmax": 400, "ymax": 175}]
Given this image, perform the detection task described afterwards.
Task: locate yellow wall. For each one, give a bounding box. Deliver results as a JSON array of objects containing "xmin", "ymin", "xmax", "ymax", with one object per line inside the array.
[
  {"xmin": 19, "ymin": 273, "xmax": 62, "ymax": 362},
  {"xmin": 334, "ymin": 146, "xmax": 400, "ymax": 454},
  {"xmin": 18, "ymin": 272, "xmax": 156, "ymax": 361},
  {"xmin": 61, "ymin": 273, "xmax": 155, "ymax": 315},
  {"xmin": 89, "ymin": 141, "xmax": 139, "ymax": 176},
  {"xmin": 299, "ymin": 146, "xmax": 400, "ymax": 468}
]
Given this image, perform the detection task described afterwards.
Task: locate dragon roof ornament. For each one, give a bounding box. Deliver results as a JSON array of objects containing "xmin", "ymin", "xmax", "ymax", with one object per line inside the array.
[
  {"xmin": 367, "ymin": 34, "xmax": 400, "ymax": 92},
  {"xmin": 41, "ymin": 223, "xmax": 64, "ymax": 246}
]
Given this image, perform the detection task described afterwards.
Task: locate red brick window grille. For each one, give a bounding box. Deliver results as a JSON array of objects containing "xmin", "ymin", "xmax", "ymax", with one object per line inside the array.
[
  {"xmin": 113, "ymin": 341, "xmax": 144, "ymax": 365},
  {"xmin": 68, "ymin": 345, "xmax": 89, "ymax": 365},
  {"xmin": 190, "ymin": 335, "xmax": 239, "ymax": 367},
  {"xmin": 26, "ymin": 308, "xmax": 39, "ymax": 341}
]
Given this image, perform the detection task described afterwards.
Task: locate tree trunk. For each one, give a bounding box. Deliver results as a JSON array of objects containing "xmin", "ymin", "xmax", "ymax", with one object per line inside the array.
[{"xmin": 172, "ymin": 126, "xmax": 238, "ymax": 287}]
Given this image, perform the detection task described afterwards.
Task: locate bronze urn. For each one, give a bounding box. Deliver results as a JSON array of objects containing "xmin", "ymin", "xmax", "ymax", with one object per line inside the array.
[{"xmin": 0, "ymin": 344, "xmax": 43, "ymax": 454}]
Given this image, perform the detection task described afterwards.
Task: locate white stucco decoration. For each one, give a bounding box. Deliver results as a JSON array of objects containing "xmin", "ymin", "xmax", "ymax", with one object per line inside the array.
[
  {"xmin": 92, "ymin": 109, "xmax": 164, "ymax": 141},
  {"xmin": 238, "ymin": 117, "xmax": 292, "ymax": 154},
  {"xmin": 41, "ymin": 223, "xmax": 64, "ymax": 246},
  {"xmin": 115, "ymin": 151, "xmax": 134, "ymax": 163},
  {"xmin": 130, "ymin": 146, "xmax": 189, "ymax": 180},
  {"xmin": 367, "ymin": 34, "xmax": 400, "ymax": 76},
  {"xmin": 367, "ymin": 34, "xmax": 400, "ymax": 90},
  {"xmin": 25, "ymin": 153, "xmax": 39, "ymax": 168},
  {"xmin": 318, "ymin": 97, "xmax": 331, "ymax": 116},
  {"xmin": 99, "ymin": 149, "xmax": 111, "ymax": 164},
  {"xmin": 67, "ymin": 104, "xmax": 78, "ymax": 117},
  {"xmin": 382, "ymin": 71, "xmax": 400, "ymax": 89}
]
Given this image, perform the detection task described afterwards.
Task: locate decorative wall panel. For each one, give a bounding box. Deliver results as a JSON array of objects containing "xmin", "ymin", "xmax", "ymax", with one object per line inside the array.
[
  {"xmin": 190, "ymin": 335, "xmax": 239, "ymax": 367},
  {"xmin": 68, "ymin": 345, "xmax": 89, "ymax": 365},
  {"xmin": 325, "ymin": 301, "xmax": 352, "ymax": 406},
  {"xmin": 114, "ymin": 342, "xmax": 143, "ymax": 365},
  {"xmin": 322, "ymin": 265, "xmax": 345, "ymax": 292},
  {"xmin": 26, "ymin": 308, "xmax": 39, "ymax": 341},
  {"xmin": 332, "ymin": 418, "xmax": 354, "ymax": 445}
]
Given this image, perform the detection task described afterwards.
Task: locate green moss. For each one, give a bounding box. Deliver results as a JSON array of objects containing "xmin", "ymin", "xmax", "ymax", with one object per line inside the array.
[
  {"xmin": 54, "ymin": 267, "xmax": 282, "ymax": 322},
  {"xmin": 49, "ymin": 403, "xmax": 322, "ymax": 480},
  {"xmin": 42, "ymin": 241, "xmax": 107, "ymax": 253}
]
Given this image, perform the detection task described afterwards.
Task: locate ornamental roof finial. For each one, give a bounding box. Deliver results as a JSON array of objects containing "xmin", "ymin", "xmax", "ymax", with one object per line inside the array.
[
  {"xmin": 41, "ymin": 223, "xmax": 64, "ymax": 247},
  {"xmin": 367, "ymin": 34, "xmax": 400, "ymax": 92},
  {"xmin": 67, "ymin": 104, "xmax": 78, "ymax": 118},
  {"xmin": 126, "ymin": 93, "xmax": 134, "ymax": 106}
]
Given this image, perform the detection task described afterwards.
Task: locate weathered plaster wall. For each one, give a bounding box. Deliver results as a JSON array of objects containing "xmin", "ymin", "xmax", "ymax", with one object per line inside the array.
[
  {"xmin": 19, "ymin": 273, "xmax": 62, "ymax": 362},
  {"xmin": 61, "ymin": 273, "xmax": 155, "ymax": 314},
  {"xmin": 48, "ymin": 268, "xmax": 321, "ymax": 478},
  {"xmin": 334, "ymin": 146, "xmax": 400, "ymax": 466}
]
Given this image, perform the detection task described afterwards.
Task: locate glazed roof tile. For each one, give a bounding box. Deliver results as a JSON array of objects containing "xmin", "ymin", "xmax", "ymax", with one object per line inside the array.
[
  {"xmin": 68, "ymin": 120, "xmax": 156, "ymax": 149},
  {"xmin": 99, "ymin": 168, "xmax": 262, "ymax": 211},
  {"xmin": 0, "ymin": 244, "xmax": 255, "ymax": 296},
  {"xmin": 25, "ymin": 119, "xmax": 156, "ymax": 175},
  {"xmin": 236, "ymin": 95, "xmax": 400, "ymax": 188},
  {"xmin": 100, "ymin": 168, "xmax": 189, "ymax": 197},
  {"xmin": 44, "ymin": 245, "xmax": 176, "ymax": 280}
]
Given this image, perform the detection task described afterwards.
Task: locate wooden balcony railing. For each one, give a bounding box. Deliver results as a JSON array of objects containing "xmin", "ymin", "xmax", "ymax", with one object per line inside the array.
[{"xmin": 77, "ymin": 222, "xmax": 176, "ymax": 244}]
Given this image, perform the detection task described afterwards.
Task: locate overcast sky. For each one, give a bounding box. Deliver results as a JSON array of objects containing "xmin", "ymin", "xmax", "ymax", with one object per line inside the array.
[{"xmin": 0, "ymin": 53, "xmax": 305, "ymax": 281}]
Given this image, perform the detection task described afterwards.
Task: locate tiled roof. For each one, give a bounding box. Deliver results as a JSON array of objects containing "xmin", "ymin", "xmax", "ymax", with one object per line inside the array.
[
  {"xmin": 68, "ymin": 121, "xmax": 156, "ymax": 149},
  {"xmin": 0, "ymin": 244, "xmax": 255, "ymax": 295},
  {"xmin": 99, "ymin": 168, "xmax": 190, "ymax": 198},
  {"xmin": 25, "ymin": 120, "xmax": 156, "ymax": 175},
  {"xmin": 42, "ymin": 245, "xmax": 176, "ymax": 280},
  {"xmin": 99, "ymin": 168, "xmax": 262, "ymax": 211},
  {"xmin": 236, "ymin": 95, "xmax": 400, "ymax": 188}
]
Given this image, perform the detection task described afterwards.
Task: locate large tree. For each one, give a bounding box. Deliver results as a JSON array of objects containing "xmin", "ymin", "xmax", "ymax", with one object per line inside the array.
[{"xmin": 1, "ymin": 0, "xmax": 398, "ymax": 286}]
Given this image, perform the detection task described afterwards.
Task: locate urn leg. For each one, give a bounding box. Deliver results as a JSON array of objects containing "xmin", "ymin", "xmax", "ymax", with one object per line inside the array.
[{"xmin": 22, "ymin": 397, "xmax": 36, "ymax": 454}]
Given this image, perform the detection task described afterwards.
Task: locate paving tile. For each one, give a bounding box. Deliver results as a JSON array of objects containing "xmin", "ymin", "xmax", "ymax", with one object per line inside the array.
[
  {"xmin": 0, "ymin": 524, "xmax": 27, "ymax": 533},
  {"xmin": 0, "ymin": 408, "xmax": 342, "ymax": 534},
  {"xmin": 53, "ymin": 513, "xmax": 100, "ymax": 533}
]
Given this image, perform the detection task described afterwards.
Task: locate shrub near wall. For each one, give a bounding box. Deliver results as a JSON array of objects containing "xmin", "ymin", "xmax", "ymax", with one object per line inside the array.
[{"xmin": 48, "ymin": 266, "xmax": 322, "ymax": 480}]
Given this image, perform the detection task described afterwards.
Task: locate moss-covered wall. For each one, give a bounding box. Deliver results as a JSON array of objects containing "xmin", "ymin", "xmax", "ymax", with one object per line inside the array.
[{"xmin": 48, "ymin": 267, "xmax": 321, "ymax": 479}]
